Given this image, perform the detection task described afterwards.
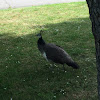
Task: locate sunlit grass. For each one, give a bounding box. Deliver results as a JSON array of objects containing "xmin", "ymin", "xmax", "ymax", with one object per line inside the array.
[{"xmin": 0, "ymin": 2, "xmax": 97, "ymax": 100}]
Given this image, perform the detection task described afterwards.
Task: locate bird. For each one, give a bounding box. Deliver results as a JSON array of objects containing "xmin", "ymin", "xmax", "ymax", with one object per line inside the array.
[{"xmin": 36, "ymin": 30, "xmax": 79, "ymax": 70}]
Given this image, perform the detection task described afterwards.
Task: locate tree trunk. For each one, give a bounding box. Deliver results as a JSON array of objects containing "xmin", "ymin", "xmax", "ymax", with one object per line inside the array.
[{"xmin": 86, "ymin": 0, "xmax": 100, "ymax": 99}]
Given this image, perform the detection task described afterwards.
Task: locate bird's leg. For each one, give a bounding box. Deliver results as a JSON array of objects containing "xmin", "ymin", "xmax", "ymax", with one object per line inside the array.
[
  {"xmin": 49, "ymin": 63, "xmax": 54, "ymax": 70},
  {"xmin": 50, "ymin": 63, "xmax": 58, "ymax": 68},
  {"xmin": 63, "ymin": 64, "xmax": 66, "ymax": 71},
  {"xmin": 49, "ymin": 61, "xmax": 54, "ymax": 68},
  {"xmin": 49, "ymin": 62, "xmax": 57, "ymax": 73}
]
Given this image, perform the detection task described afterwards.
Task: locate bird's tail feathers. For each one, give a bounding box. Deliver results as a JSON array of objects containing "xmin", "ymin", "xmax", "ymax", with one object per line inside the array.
[{"xmin": 67, "ymin": 62, "xmax": 79, "ymax": 69}]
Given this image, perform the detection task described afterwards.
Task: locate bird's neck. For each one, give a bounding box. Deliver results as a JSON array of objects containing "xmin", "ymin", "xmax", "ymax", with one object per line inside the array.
[{"xmin": 38, "ymin": 37, "xmax": 46, "ymax": 45}]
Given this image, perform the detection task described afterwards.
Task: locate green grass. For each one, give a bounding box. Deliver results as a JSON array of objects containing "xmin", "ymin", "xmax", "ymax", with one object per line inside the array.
[{"xmin": 0, "ymin": 2, "xmax": 98, "ymax": 100}]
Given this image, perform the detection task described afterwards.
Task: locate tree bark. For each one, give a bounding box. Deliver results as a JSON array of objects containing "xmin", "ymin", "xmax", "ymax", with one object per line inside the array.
[{"xmin": 86, "ymin": 0, "xmax": 100, "ymax": 99}]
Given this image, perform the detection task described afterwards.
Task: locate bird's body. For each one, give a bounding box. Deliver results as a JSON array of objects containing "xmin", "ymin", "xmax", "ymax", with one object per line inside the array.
[
  {"xmin": 36, "ymin": 32, "xmax": 79, "ymax": 69},
  {"xmin": 42, "ymin": 43, "xmax": 72, "ymax": 64}
]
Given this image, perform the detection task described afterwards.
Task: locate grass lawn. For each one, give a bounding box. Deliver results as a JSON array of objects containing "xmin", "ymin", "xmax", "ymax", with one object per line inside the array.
[{"xmin": 0, "ymin": 1, "xmax": 98, "ymax": 100}]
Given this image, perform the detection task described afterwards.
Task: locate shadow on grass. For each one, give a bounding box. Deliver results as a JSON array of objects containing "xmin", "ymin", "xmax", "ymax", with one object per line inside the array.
[{"xmin": 0, "ymin": 17, "xmax": 97, "ymax": 100}]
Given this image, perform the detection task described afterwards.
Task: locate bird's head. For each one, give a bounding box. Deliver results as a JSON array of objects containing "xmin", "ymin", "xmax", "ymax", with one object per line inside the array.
[{"xmin": 35, "ymin": 30, "xmax": 43, "ymax": 38}]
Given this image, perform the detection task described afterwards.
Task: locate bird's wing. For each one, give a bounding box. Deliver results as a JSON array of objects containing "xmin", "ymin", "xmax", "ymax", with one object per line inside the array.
[{"xmin": 43, "ymin": 43, "xmax": 73, "ymax": 64}]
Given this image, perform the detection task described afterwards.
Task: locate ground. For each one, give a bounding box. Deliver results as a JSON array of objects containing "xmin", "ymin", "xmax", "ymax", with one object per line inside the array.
[{"xmin": 0, "ymin": 2, "xmax": 98, "ymax": 100}]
